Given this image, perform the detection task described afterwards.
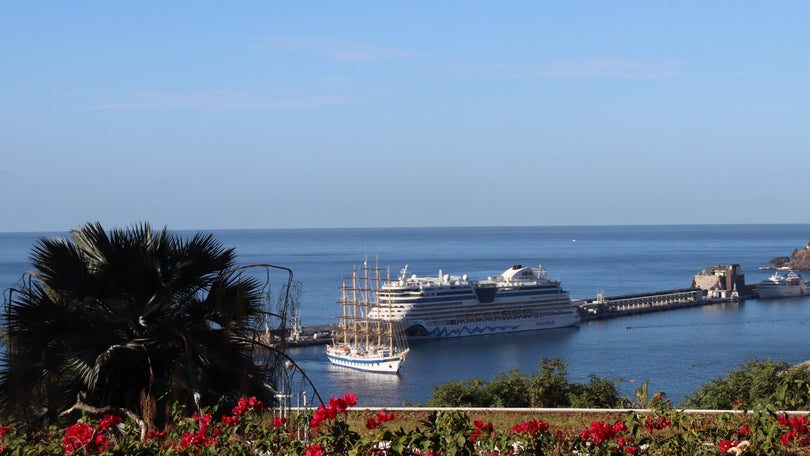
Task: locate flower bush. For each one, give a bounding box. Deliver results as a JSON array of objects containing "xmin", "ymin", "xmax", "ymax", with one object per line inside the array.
[{"xmin": 1, "ymin": 393, "xmax": 810, "ymax": 454}]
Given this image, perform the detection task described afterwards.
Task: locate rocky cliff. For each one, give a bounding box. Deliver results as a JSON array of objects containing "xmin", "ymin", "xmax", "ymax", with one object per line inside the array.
[{"xmin": 769, "ymin": 242, "xmax": 810, "ymax": 270}]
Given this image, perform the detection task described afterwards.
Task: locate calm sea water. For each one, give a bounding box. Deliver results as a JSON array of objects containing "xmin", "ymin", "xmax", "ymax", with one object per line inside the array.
[{"xmin": 2, "ymin": 225, "xmax": 809, "ymax": 406}]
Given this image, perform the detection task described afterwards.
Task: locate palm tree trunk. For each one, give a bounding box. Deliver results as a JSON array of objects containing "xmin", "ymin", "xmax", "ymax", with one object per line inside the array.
[{"xmin": 139, "ymin": 390, "xmax": 157, "ymax": 434}]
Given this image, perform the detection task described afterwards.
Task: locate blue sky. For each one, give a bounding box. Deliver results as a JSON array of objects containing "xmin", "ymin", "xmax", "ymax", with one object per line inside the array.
[{"xmin": 2, "ymin": 2, "xmax": 809, "ymax": 232}]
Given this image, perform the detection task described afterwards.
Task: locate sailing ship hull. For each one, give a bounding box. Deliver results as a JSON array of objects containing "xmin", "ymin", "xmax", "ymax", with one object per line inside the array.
[{"xmin": 325, "ymin": 348, "xmax": 408, "ymax": 374}]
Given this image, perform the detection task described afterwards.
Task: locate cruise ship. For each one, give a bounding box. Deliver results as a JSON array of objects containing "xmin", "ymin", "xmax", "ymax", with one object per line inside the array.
[
  {"xmin": 757, "ymin": 270, "xmax": 810, "ymax": 299},
  {"xmin": 368, "ymin": 264, "xmax": 581, "ymax": 339}
]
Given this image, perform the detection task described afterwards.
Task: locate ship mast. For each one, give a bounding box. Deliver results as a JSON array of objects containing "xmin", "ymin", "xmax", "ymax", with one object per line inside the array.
[
  {"xmin": 373, "ymin": 257, "xmax": 382, "ymax": 348},
  {"xmin": 340, "ymin": 280, "xmax": 348, "ymax": 345},
  {"xmin": 385, "ymin": 264, "xmax": 393, "ymax": 352},
  {"xmin": 351, "ymin": 267, "xmax": 359, "ymax": 348},
  {"xmin": 363, "ymin": 259, "xmax": 370, "ymax": 349}
]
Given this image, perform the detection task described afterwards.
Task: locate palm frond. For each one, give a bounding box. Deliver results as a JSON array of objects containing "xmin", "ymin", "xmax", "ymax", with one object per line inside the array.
[{"xmin": 1, "ymin": 222, "xmax": 298, "ymax": 428}]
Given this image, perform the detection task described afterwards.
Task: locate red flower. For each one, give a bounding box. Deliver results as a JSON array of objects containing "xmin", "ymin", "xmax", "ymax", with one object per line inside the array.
[
  {"xmin": 97, "ymin": 414, "xmax": 122, "ymax": 431},
  {"xmin": 62, "ymin": 422, "xmax": 95, "ymax": 455},
  {"xmin": 718, "ymin": 439, "xmax": 738, "ymax": 453},
  {"xmin": 273, "ymin": 416, "xmax": 288, "ymax": 428},
  {"xmin": 248, "ymin": 396, "xmax": 265, "ymax": 412},
  {"xmin": 468, "ymin": 418, "xmax": 494, "ymax": 442},
  {"xmin": 177, "ymin": 430, "xmax": 216, "ymax": 450},
  {"xmin": 144, "ymin": 430, "xmax": 165, "ymax": 441},
  {"xmin": 366, "ymin": 410, "xmax": 396, "ymax": 430},
  {"xmin": 232, "ymin": 396, "xmax": 266, "ymax": 416},
  {"xmin": 311, "ymin": 393, "xmax": 358, "ymax": 429},
  {"xmin": 220, "ymin": 415, "xmax": 240, "ymax": 427},
  {"xmin": 511, "ymin": 419, "xmax": 550, "ymax": 436},
  {"xmin": 643, "ymin": 415, "xmax": 671, "ymax": 432},
  {"xmin": 343, "ymin": 393, "xmax": 357, "ymax": 406},
  {"xmin": 778, "ymin": 414, "xmax": 810, "ymax": 446},
  {"xmin": 579, "ymin": 420, "xmax": 626, "ymax": 446},
  {"xmin": 311, "ymin": 404, "xmax": 329, "ymax": 429},
  {"xmin": 232, "ymin": 398, "xmax": 248, "ymax": 416},
  {"xmin": 305, "ymin": 442, "xmax": 325, "ymax": 456},
  {"xmin": 174, "ymin": 412, "xmax": 218, "ymax": 451},
  {"xmin": 93, "ymin": 432, "xmax": 109, "ymax": 451}
]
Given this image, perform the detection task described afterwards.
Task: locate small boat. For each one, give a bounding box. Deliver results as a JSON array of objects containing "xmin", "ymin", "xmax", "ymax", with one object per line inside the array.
[
  {"xmin": 757, "ymin": 270, "xmax": 810, "ymax": 299},
  {"xmin": 325, "ymin": 259, "xmax": 409, "ymax": 374}
]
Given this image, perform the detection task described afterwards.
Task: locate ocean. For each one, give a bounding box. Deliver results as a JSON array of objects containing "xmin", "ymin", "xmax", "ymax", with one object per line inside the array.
[{"xmin": 2, "ymin": 224, "xmax": 809, "ymax": 407}]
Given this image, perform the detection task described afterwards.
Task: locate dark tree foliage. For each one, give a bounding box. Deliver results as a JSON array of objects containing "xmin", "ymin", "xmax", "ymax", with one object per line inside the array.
[
  {"xmin": 487, "ymin": 370, "xmax": 530, "ymax": 407},
  {"xmin": 682, "ymin": 358, "xmax": 810, "ymax": 410},
  {"xmin": 427, "ymin": 378, "xmax": 493, "ymax": 408},
  {"xmin": 427, "ymin": 357, "xmax": 620, "ymax": 408},
  {"xmin": 0, "ymin": 223, "xmax": 280, "ymax": 430},
  {"xmin": 528, "ymin": 357, "xmax": 572, "ymax": 407},
  {"xmin": 569, "ymin": 374, "xmax": 621, "ymax": 409}
]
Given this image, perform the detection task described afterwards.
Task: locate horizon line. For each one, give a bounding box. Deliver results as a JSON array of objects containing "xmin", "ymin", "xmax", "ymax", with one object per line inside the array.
[{"xmin": 2, "ymin": 222, "xmax": 809, "ymax": 235}]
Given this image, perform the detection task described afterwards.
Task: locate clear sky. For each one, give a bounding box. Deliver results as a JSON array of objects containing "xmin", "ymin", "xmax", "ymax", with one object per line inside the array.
[{"xmin": 2, "ymin": 1, "xmax": 809, "ymax": 232}]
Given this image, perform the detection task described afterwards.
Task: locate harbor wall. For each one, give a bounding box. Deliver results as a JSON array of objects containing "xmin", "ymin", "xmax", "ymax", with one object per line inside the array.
[{"xmin": 576, "ymin": 288, "xmax": 738, "ymax": 322}]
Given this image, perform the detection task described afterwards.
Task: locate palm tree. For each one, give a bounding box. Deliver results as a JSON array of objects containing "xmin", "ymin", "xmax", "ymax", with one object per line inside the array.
[{"xmin": 0, "ymin": 222, "xmax": 281, "ymax": 432}]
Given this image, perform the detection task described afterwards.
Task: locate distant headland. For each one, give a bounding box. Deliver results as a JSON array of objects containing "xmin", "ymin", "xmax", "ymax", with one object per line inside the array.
[{"xmin": 769, "ymin": 241, "xmax": 810, "ymax": 270}]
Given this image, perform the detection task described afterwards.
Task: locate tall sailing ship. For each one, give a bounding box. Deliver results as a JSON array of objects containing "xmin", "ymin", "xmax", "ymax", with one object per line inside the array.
[{"xmin": 325, "ymin": 259, "xmax": 409, "ymax": 374}]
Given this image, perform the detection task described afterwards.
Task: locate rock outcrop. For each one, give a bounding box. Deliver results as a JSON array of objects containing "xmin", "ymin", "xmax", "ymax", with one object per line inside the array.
[{"xmin": 769, "ymin": 242, "xmax": 810, "ymax": 270}]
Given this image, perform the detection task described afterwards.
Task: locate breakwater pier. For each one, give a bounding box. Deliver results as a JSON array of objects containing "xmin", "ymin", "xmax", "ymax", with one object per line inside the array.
[
  {"xmin": 571, "ymin": 262, "xmax": 755, "ymax": 321},
  {"xmin": 576, "ymin": 288, "xmax": 739, "ymax": 322}
]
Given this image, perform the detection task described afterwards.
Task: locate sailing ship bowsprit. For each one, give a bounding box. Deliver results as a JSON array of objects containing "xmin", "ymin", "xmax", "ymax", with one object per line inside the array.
[{"xmin": 325, "ymin": 259, "xmax": 409, "ymax": 374}]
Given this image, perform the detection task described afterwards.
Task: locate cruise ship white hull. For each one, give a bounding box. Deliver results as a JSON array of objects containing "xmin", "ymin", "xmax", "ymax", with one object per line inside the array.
[
  {"xmin": 403, "ymin": 313, "xmax": 580, "ymax": 339},
  {"xmin": 325, "ymin": 347, "xmax": 409, "ymax": 374}
]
